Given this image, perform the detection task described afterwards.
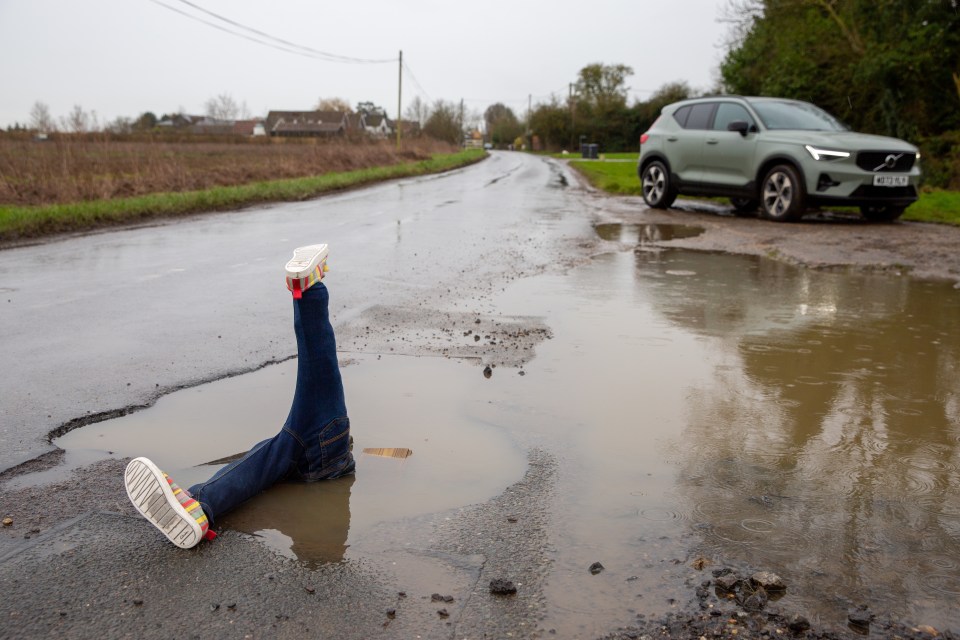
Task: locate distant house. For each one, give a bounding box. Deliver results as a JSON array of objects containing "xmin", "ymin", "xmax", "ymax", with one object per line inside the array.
[
  {"xmin": 363, "ymin": 114, "xmax": 390, "ymax": 138},
  {"xmin": 156, "ymin": 113, "xmax": 196, "ymax": 129},
  {"xmin": 346, "ymin": 112, "xmax": 366, "ymax": 134},
  {"xmin": 265, "ymin": 110, "xmax": 347, "ymax": 137},
  {"xmin": 232, "ymin": 119, "xmax": 266, "ymax": 137},
  {"xmin": 189, "ymin": 117, "xmax": 235, "ymax": 136}
]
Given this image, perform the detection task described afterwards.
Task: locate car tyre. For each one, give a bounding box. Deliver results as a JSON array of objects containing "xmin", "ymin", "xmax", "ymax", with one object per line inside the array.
[
  {"xmin": 860, "ymin": 205, "xmax": 905, "ymax": 222},
  {"xmin": 760, "ymin": 164, "xmax": 805, "ymax": 222},
  {"xmin": 641, "ymin": 161, "xmax": 677, "ymax": 209},
  {"xmin": 730, "ymin": 197, "xmax": 759, "ymax": 215}
]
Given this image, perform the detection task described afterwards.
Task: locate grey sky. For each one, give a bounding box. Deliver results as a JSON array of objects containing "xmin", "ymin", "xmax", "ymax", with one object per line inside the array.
[{"xmin": 0, "ymin": 0, "xmax": 731, "ymax": 128}]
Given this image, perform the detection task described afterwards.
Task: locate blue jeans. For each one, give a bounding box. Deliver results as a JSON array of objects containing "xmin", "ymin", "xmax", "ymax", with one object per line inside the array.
[{"xmin": 189, "ymin": 282, "xmax": 354, "ymax": 525}]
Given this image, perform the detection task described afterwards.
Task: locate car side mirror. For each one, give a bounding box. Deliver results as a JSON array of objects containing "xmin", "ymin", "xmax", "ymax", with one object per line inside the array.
[{"xmin": 727, "ymin": 120, "xmax": 751, "ymax": 137}]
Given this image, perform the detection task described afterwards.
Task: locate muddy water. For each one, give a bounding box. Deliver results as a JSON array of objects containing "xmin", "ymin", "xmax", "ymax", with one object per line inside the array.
[
  {"xmin": 54, "ymin": 223, "xmax": 960, "ymax": 634},
  {"xmin": 484, "ymin": 224, "xmax": 960, "ymax": 634},
  {"xmin": 54, "ymin": 353, "xmax": 527, "ymax": 564}
]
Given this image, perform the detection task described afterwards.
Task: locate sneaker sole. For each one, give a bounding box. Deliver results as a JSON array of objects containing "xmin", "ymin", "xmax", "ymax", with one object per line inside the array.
[
  {"xmin": 285, "ymin": 244, "xmax": 329, "ymax": 279},
  {"xmin": 124, "ymin": 457, "xmax": 203, "ymax": 549}
]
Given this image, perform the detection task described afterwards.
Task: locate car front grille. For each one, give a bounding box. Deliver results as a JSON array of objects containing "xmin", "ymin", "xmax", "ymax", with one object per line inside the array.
[{"xmin": 856, "ymin": 151, "xmax": 916, "ymax": 172}]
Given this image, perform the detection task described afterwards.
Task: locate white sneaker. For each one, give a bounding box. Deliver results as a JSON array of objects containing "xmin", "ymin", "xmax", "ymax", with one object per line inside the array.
[
  {"xmin": 124, "ymin": 457, "xmax": 211, "ymax": 549},
  {"xmin": 285, "ymin": 244, "xmax": 329, "ymax": 299}
]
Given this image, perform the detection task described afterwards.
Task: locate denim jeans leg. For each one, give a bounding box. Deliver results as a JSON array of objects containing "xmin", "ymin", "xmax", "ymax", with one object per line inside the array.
[
  {"xmin": 284, "ymin": 282, "xmax": 354, "ymax": 481},
  {"xmin": 188, "ymin": 430, "xmax": 301, "ymax": 524},
  {"xmin": 188, "ymin": 282, "xmax": 353, "ymax": 524}
]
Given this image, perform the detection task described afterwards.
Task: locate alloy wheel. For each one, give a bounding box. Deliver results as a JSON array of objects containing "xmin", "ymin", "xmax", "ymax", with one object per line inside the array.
[{"xmin": 763, "ymin": 171, "xmax": 793, "ymax": 217}]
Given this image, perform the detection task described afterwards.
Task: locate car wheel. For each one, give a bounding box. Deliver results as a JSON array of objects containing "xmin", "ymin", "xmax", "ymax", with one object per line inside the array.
[
  {"xmin": 760, "ymin": 165, "xmax": 805, "ymax": 222},
  {"xmin": 641, "ymin": 161, "xmax": 677, "ymax": 209},
  {"xmin": 730, "ymin": 197, "xmax": 758, "ymax": 215},
  {"xmin": 860, "ymin": 205, "xmax": 905, "ymax": 222}
]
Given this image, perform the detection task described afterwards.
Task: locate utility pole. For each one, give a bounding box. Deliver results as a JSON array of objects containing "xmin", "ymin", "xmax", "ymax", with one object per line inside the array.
[
  {"xmin": 396, "ymin": 50, "xmax": 402, "ymax": 151},
  {"xmin": 459, "ymin": 98, "xmax": 464, "ymax": 146},
  {"xmin": 527, "ymin": 93, "xmax": 532, "ymax": 151}
]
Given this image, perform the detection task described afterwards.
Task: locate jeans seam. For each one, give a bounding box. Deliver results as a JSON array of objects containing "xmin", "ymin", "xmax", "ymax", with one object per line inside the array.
[{"xmin": 283, "ymin": 425, "xmax": 307, "ymax": 448}]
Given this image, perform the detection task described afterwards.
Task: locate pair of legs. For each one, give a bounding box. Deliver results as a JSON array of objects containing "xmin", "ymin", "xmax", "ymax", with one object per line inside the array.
[{"xmin": 125, "ymin": 245, "xmax": 353, "ymax": 548}]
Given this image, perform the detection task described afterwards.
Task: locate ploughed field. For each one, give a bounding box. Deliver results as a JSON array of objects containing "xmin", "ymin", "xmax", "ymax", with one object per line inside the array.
[{"xmin": 0, "ymin": 135, "xmax": 455, "ymax": 206}]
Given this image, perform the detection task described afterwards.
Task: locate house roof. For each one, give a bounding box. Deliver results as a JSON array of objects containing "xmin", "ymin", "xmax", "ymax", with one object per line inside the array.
[
  {"xmin": 273, "ymin": 121, "xmax": 344, "ymax": 135},
  {"xmin": 265, "ymin": 110, "xmax": 351, "ymax": 133},
  {"xmin": 316, "ymin": 111, "xmax": 348, "ymax": 124},
  {"xmin": 232, "ymin": 120, "xmax": 263, "ymax": 135},
  {"xmin": 346, "ymin": 113, "xmax": 365, "ymax": 130}
]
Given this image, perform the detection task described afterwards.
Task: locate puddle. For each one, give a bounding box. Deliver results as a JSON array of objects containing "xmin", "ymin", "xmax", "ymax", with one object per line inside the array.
[
  {"xmin": 484, "ymin": 227, "xmax": 960, "ymax": 634},
  {"xmin": 54, "ymin": 353, "xmax": 527, "ymax": 565},
  {"xmin": 49, "ymin": 221, "xmax": 960, "ymax": 635},
  {"xmin": 595, "ymin": 222, "xmax": 704, "ymax": 245}
]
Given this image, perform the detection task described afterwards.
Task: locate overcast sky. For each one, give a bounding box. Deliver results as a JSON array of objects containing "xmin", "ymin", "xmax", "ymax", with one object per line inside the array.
[{"xmin": 0, "ymin": 0, "xmax": 732, "ymax": 128}]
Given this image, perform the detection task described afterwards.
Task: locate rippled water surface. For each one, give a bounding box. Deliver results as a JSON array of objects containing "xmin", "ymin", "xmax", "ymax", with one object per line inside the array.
[{"xmin": 55, "ymin": 223, "xmax": 960, "ymax": 635}]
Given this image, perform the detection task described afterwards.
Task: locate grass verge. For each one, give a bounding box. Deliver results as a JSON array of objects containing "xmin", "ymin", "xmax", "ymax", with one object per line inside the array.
[
  {"xmin": 569, "ymin": 159, "xmax": 960, "ymax": 225},
  {"xmin": 902, "ymin": 189, "xmax": 960, "ymax": 224},
  {"xmin": 0, "ymin": 149, "xmax": 486, "ymax": 244},
  {"xmin": 569, "ymin": 159, "xmax": 642, "ymax": 196}
]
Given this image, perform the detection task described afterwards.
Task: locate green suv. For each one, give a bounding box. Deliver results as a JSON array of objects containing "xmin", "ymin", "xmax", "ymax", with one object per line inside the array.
[{"xmin": 637, "ymin": 96, "xmax": 921, "ymax": 222}]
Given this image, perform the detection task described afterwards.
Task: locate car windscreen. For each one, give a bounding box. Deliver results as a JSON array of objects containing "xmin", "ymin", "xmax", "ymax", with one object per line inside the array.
[{"xmin": 749, "ymin": 100, "xmax": 848, "ymax": 131}]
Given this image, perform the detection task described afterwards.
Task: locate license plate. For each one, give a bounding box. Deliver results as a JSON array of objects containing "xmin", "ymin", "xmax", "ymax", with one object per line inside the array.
[{"xmin": 873, "ymin": 174, "xmax": 909, "ymax": 187}]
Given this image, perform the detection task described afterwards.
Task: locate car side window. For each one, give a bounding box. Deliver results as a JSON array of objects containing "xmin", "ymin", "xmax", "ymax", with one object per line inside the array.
[
  {"xmin": 672, "ymin": 106, "xmax": 691, "ymax": 128},
  {"xmin": 713, "ymin": 103, "xmax": 754, "ymax": 131},
  {"xmin": 684, "ymin": 104, "xmax": 715, "ymax": 130}
]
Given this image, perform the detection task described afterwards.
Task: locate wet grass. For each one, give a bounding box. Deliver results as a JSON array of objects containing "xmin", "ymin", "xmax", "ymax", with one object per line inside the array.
[
  {"xmin": 0, "ymin": 149, "xmax": 486, "ymax": 243},
  {"xmin": 569, "ymin": 159, "xmax": 960, "ymax": 225},
  {"xmin": 902, "ymin": 188, "xmax": 960, "ymax": 224},
  {"xmin": 569, "ymin": 159, "xmax": 641, "ymax": 195}
]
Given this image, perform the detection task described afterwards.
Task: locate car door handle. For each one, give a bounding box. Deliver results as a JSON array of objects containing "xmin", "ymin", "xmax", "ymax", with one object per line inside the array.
[
  {"xmin": 666, "ymin": 136, "xmax": 678, "ymax": 142},
  {"xmin": 706, "ymin": 138, "xmax": 719, "ymax": 145}
]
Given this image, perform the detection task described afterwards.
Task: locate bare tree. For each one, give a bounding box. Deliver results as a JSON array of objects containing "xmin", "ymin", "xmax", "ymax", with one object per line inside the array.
[
  {"xmin": 60, "ymin": 104, "xmax": 98, "ymax": 133},
  {"xmin": 718, "ymin": 0, "xmax": 764, "ymax": 47},
  {"xmin": 105, "ymin": 116, "xmax": 133, "ymax": 134},
  {"xmin": 316, "ymin": 97, "xmax": 352, "ymax": 112},
  {"xmin": 29, "ymin": 101, "xmax": 56, "ymax": 132},
  {"xmin": 204, "ymin": 93, "xmax": 240, "ymax": 121},
  {"xmin": 404, "ymin": 96, "xmax": 430, "ymax": 126}
]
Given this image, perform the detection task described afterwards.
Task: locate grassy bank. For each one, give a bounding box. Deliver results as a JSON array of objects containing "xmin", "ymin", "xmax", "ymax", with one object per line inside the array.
[
  {"xmin": 569, "ymin": 158, "xmax": 960, "ymax": 225},
  {"xmin": 0, "ymin": 149, "xmax": 485, "ymax": 243},
  {"xmin": 569, "ymin": 159, "xmax": 642, "ymax": 196}
]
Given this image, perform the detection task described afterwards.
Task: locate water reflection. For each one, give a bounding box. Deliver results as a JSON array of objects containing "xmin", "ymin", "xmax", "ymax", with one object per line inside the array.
[
  {"xmin": 596, "ymin": 222, "xmax": 703, "ymax": 245},
  {"xmin": 633, "ymin": 243, "xmax": 960, "ymax": 628},
  {"xmin": 220, "ymin": 475, "xmax": 355, "ymax": 566}
]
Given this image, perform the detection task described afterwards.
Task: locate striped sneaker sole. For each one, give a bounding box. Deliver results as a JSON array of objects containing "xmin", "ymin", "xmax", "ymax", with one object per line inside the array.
[
  {"xmin": 285, "ymin": 244, "xmax": 328, "ymax": 297},
  {"xmin": 124, "ymin": 457, "xmax": 202, "ymax": 549}
]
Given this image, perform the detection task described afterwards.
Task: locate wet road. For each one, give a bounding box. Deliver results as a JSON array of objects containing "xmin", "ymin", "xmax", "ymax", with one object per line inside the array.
[
  {"xmin": 0, "ymin": 152, "xmax": 583, "ymax": 471},
  {"xmin": 3, "ymin": 152, "xmax": 960, "ymax": 638}
]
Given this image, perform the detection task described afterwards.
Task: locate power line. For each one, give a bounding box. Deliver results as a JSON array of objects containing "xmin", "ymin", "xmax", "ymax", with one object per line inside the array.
[
  {"xmin": 401, "ymin": 62, "xmax": 431, "ymax": 103},
  {"xmin": 147, "ymin": 0, "xmax": 395, "ymax": 64}
]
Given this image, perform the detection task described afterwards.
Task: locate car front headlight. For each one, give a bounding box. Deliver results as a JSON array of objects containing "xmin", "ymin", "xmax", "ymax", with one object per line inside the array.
[{"xmin": 805, "ymin": 145, "xmax": 851, "ymax": 161}]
